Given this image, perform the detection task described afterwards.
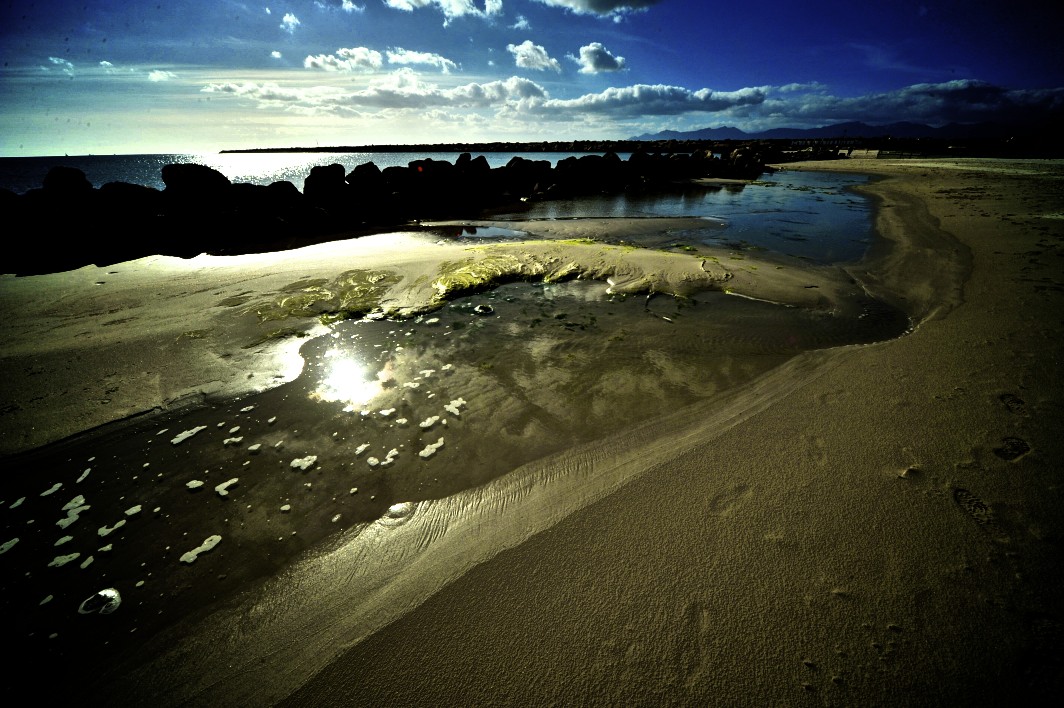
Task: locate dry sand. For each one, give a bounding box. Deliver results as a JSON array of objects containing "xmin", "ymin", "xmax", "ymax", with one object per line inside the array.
[{"xmin": 2, "ymin": 158, "xmax": 1062, "ymax": 705}]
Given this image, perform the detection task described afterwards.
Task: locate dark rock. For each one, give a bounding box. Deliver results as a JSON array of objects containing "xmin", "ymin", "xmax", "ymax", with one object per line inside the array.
[
  {"xmin": 161, "ymin": 163, "xmax": 231, "ymax": 199},
  {"xmin": 42, "ymin": 166, "xmax": 93, "ymax": 195}
]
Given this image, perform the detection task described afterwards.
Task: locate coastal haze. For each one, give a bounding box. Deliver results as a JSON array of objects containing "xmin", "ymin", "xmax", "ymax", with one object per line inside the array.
[{"xmin": 1, "ymin": 2, "xmax": 1063, "ymax": 707}]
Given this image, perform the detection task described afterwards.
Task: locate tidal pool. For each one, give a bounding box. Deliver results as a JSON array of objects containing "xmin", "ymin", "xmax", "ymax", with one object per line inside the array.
[{"xmin": 0, "ymin": 272, "xmax": 909, "ymax": 688}]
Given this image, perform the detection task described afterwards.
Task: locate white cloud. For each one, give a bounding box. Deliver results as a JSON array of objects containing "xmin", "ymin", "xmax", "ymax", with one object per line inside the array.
[
  {"xmin": 47, "ymin": 57, "xmax": 75, "ymax": 75},
  {"xmin": 148, "ymin": 70, "xmax": 178, "ymax": 82},
  {"xmin": 280, "ymin": 13, "xmax": 300, "ymax": 33},
  {"xmin": 511, "ymin": 15, "xmax": 530, "ymax": 30},
  {"xmin": 520, "ymin": 84, "xmax": 768, "ymax": 118},
  {"xmin": 201, "ymin": 73, "xmax": 548, "ymax": 114},
  {"xmin": 571, "ymin": 42, "xmax": 625, "ymax": 73},
  {"xmin": 387, "ymin": 48, "xmax": 459, "ymax": 73},
  {"xmin": 304, "ymin": 47, "xmax": 384, "ymax": 71},
  {"xmin": 507, "ymin": 40, "xmax": 561, "ymax": 72},
  {"xmin": 315, "ymin": 0, "xmax": 365, "ymax": 11},
  {"xmin": 265, "ymin": 7, "xmax": 272, "ymax": 15},
  {"xmin": 776, "ymin": 82, "xmax": 828, "ymax": 93},
  {"xmin": 383, "ymin": 0, "xmax": 502, "ymax": 24},
  {"xmin": 271, "ymin": 51, "xmax": 283, "ymax": 59},
  {"xmin": 532, "ymin": 1, "xmax": 663, "ymax": 18}
]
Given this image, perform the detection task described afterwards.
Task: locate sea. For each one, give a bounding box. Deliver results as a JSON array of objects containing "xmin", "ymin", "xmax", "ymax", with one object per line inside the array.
[{"xmin": 0, "ymin": 150, "xmax": 874, "ymax": 263}]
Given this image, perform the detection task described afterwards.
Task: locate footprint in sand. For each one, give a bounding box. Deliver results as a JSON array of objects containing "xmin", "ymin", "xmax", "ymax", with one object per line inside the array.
[
  {"xmin": 993, "ymin": 436, "xmax": 1031, "ymax": 461},
  {"xmin": 999, "ymin": 393, "xmax": 1028, "ymax": 416},
  {"xmin": 953, "ymin": 488, "xmax": 994, "ymax": 525}
]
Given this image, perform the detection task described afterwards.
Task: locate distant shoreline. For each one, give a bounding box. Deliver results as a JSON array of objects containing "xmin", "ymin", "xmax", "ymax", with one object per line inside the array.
[{"xmin": 219, "ymin": 140, "xmax": 714, "ymax": 155}]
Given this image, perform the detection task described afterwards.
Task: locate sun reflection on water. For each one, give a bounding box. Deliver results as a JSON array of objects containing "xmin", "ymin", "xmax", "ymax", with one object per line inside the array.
[{"xmin": 312, "ymin": 348, "xmax": 385, "ymax": 408}]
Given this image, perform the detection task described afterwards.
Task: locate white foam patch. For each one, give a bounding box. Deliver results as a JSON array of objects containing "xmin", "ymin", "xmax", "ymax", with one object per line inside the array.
[
  {"xmin": 418, "ymin": 437, "xmax": 445, "ymax": 459},
  {"xmin": 0, "ymin": 538, "xmax": 18, "ymax": 554},
  {"xmin": 419, "ymin": 415, "xmax": 440, "ymax": 429},
  {"xmin": 444, "ymin": 398, "xmax": 467, "ymax": 416},
  {"xmin": 98, "ymin": 519, "xmax": 126, "ymax": 537},
  {"xmin": 40, "ymin": 482, "xmax": 62, "ymax": 497},
  {"xmin": 62, "ymin": 495, "xmax": 86, "ymax": 511},
  {"xmin": 355, "ymin": 443, "xmax": 370, "ymax": 456},
  {"xmin": 172, "ymin": 426, "xmax": 207, "ymax": 445},
  {"xmin": 223, "ymin": 437, "xmax": 244, "ymax": 446},
  {"xmin": 125, "ymin": 505, "xmax": 142, "ymax": 516},
  {"xmin": 290, "ymin": 456, "xmax": 317, "ymax": 471},
  {"xmin": 180, "ymin": 535, "xmax": 222, "ymax": 564},
  {"xmin": 215, "ymin": 478, "xmax": 239, "ymax": 497},
  {"xmin": 186, "ymin": 480, "xmax": 205, "ymax": 490},
  {"xmin": 48, "ymin": 552, "xmax": 80, "ymax": 567}
]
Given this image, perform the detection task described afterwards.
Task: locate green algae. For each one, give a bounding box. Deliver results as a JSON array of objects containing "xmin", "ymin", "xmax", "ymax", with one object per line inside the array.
[
  {"xmin": 251, "ymin": 270, "xmax": 401, "ymax": 324},
  {"xmin": 431, "ymin": 255, "xmax": 530, "ymax": 301}
]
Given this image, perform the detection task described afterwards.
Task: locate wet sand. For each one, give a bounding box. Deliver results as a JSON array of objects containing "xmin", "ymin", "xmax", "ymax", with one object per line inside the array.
[{"xmin": 2, "ymin": 158, "xmax": 1063, "ymax": 705}]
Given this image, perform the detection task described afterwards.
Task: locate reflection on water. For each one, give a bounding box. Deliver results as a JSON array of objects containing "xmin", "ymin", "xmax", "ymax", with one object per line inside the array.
[
  {"xmin": 497, "ymin": 170, "xmax": 873, "ymax": 263},
  {"xmin": 0, "ymin": 276, "xmax": 909, "ymax": 682},
  {"xmin": 426, "ymin": 225, "xmax": 530, "ymax": 241}
]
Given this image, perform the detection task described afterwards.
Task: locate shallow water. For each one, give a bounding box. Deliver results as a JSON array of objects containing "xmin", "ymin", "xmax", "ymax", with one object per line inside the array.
[
  {"xmin": 0, "ymin": 165, "xmax": 904, "ymax": 689},
  {"xmin": 496, "ymin": 170, "xmax": 873, "ymax": 263},
  {"xmin": 0, "ymin": 274, "xmax": 909, "ymax": 682}
]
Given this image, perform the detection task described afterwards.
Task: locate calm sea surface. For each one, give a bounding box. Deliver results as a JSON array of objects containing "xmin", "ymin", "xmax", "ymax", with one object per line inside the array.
[{"xmin": 0, "ymin": 151, "xmax": 873, "ymax": 263}]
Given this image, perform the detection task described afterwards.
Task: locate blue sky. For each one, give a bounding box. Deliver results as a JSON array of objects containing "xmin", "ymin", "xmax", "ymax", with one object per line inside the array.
[{"xmin": 1, "ymin": 0, "xmax": 1061, "ymax": 156}]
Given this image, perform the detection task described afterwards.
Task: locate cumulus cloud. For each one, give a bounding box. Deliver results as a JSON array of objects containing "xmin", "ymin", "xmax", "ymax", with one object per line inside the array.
[
  {"xmin": 512, "ymin": 15, "xmax": 531, "ymax": 29},
  {"xmin": 387, "ymin": 48, "xmax": 458, "ymax": 73},
  {"xmin": 148, "ymin": 70, "xmax": 178, "ymax": 82},
  {"xmin": 280, "ymin": 12, "xmax": 300, "ymax": 33},
  {"xmin": 508, "ymin": 40, "xmax": 561, "ymax": 72},
  {"xmin": 384, "ymin": 0, "xmax": 502, "ymax": 24},
  {"xmin": 271, "ymin": 50, "xmax": 283, "ymax": 59},
  {"xmin": 304, "ymin": 47, "xmax": 384, "ymax": 71},
  {"xmin": 571, "ymin": 42, "xmax": 626, "ymax": 73},
  {"xmin": 201, "ymin": 73, "xmax": 547, "ymax": 114},
  {"xmin": 532, "ymin": 1, "xmax": 663, "ymax": 18},
  {"xmin": 522, "ymin": 84, "xmax": 768, "ymax": 118}
]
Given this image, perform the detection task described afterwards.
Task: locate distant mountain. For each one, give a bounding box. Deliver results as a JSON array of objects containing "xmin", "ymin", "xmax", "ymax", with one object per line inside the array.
[{"xmin": 630, "ymin": 121, "xmax": 1024, "ymax": 141}]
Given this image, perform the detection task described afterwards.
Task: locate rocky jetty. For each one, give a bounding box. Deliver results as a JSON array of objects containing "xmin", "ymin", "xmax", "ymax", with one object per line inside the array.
[{"xmin": 2, "ymin": 147, "xmax": 769, "ymax": 275}]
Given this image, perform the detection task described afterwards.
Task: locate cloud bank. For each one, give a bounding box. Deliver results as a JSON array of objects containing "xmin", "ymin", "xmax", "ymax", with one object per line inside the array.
[{"xmin": 199, "ymin": 75, "xmax": 1062, "ymax": 132}]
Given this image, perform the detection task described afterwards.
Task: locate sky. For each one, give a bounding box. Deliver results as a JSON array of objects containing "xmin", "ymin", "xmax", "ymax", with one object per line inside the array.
[{"xmin": 1, "ymin": 0, "xmax": 1062, "ymax": 156}]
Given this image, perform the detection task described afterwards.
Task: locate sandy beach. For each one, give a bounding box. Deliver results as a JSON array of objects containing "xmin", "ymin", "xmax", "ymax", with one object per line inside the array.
[{"xmin": 2, "ymin": 158, "xmax": 1062, "ymax": 705}]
